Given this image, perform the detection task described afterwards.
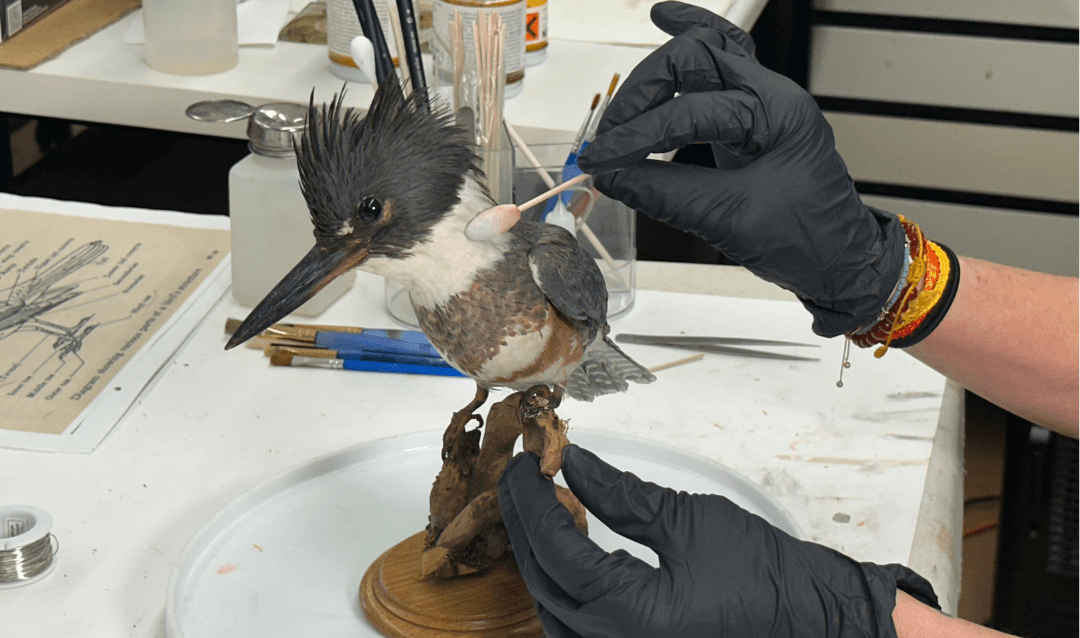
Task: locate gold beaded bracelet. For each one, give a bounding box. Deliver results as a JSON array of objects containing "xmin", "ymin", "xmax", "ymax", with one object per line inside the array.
[{"xmin": 837, "ymin": 216, "xmax": 957, "ymax": 386}]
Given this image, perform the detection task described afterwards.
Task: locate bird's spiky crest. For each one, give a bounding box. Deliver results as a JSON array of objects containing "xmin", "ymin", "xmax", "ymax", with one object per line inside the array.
[{"xmin": 296, "ymin": 80, "xmax": 483, "ymax": 254}]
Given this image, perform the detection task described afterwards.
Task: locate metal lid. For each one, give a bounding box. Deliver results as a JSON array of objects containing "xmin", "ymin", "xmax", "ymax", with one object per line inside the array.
[
  {"xmin": 247, "ymin": 103, "xmax": 309, "ymax": 158},
  {"xmin": 185, "ymin": 100, "xmax": 254, "ymax": 123},
  {"xmin": 185, "ymin": 100, "xmax": 308, "ymax": 158}
]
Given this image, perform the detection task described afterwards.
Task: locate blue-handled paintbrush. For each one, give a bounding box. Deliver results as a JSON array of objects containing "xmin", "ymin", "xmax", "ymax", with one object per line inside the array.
[
  {"xmin": 313, "ymin": 331, "xmax": 441, "ymax": 357},
  {"xmin": 227, "ymin": 318, "xmax": 438, "ymax": 357},
  {"xmin": 268, "ymin": 345, "xmax": 453, "ymax": 368},
  {"xmin": 270, "ymin": 352, "xmax": 464, "ymax": 377}
]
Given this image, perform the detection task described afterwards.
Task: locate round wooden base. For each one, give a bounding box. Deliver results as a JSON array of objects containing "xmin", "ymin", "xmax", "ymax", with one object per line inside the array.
[{"xmin": 360, "ymin": 532, "xmax": 543, "ymax": 638}]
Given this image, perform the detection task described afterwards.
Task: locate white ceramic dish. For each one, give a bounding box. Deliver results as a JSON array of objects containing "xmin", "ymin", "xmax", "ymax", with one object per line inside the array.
[{"xmin": 166, "ymin": 429, "xmax": 804, "ymax": 637}]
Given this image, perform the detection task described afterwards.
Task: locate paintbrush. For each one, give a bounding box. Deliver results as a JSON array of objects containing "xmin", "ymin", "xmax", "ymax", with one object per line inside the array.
[
  {"xmin": 225, "ymin": 318, "xmax": 428, "ymax": 344},
  {"xmin": 266, "ymin": 344, "xmax": 454, "ymax": 368},
  {"xmin": 570, "ymin": 93, "xmax": 600, "ymax": 159},
  {"xmin": 270, "ymin": 352, "xmax": 465, "ymax": 377},
  {"xmin": 394, "ymin": 0, "xmax": 427, "ymax": 100},
  {"xmin": 584, "ymin": 73, "xmax": 620, "ymax": 143},
  {"xmin": 350, "ymin": 0, "xmax": 395, "ymax": 83}
]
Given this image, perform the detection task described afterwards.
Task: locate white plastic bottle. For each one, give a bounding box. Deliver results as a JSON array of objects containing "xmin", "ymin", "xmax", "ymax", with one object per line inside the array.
[
  {"xmin": 226, "ymin": 103, "xmax": 355, "ymax": 315},
  {"xmin": 142, "ymin": 0, "xmax": 239, "ymax": 75}
]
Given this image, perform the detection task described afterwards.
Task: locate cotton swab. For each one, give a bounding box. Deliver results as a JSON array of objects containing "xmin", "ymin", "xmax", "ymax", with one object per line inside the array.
[
  {"xmin": 502, "ymin": 121, "xmax": 630, "ymax": 289},
  {"xmin": 350, "ymin": 36, "xmax": 379, "ymax": 92},
  {"xmin": 464, "ymin": 174, "xmax": 589, "ymax": 241},
  {"xmin": 516, "ymin": 173, "xmax": 590, "ymax": 213}
]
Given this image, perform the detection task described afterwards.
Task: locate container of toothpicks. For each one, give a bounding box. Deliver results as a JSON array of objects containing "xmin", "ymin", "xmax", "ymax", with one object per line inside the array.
[{"xmin": 431, "ymin": 0, "xmax": 526, "ymax": 98}]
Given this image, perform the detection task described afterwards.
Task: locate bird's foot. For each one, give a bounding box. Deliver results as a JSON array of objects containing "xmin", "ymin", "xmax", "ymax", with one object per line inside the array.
[
  {"xmin": 466, "ymin": 384, "xmax": 490, "ymax": 413},
  {"xmin": 519, "ymin": 385, "xmax": 569, "ymax": 478},
  {"xmin": 520, "ymin": 384, "xmax": 558, "ymax": 420},
  {"xmin": 441, "ymin": 385, "xmax": 489, "ymax": 461}
]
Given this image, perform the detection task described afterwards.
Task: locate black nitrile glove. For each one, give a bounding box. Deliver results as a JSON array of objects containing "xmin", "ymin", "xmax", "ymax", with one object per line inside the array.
[
  {"xmin": 577, "ymin": 1, "xmax": 906, "ymax": 337},
  {"xmin": 498, "ymin": 446, "xmax": 938, "ymax": 638}
]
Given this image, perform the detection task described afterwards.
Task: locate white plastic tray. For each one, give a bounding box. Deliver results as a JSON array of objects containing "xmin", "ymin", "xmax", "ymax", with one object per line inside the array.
[{"xmin": 166, "ymin": 429, "xmax": 804, "ymax": 638}]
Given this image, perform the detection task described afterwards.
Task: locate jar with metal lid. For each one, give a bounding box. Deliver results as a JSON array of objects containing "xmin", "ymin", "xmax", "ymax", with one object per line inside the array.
[
  {"xmin": 186, "ymin": 100, "xmax": 355, "ymax": 315},
  {"xmin": 524, "ymin": 0, "xmax": 547, "ymax": 66}
]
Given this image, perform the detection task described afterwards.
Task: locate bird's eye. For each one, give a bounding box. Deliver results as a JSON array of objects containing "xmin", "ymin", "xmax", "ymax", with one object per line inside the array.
[{"xmin": 357, "ymin": 196, "xmax": 383, "ymax": 223}]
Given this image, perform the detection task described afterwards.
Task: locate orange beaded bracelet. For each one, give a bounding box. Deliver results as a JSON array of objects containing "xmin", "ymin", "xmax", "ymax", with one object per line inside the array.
[{"xmin": 845, "ymin": 216, "xmax": 956, "ymax": 357}]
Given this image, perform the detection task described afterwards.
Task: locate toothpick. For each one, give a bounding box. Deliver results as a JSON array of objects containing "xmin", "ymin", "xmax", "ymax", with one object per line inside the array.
[
  {"xmin": 452, "ymin": 12, "xmax": 464, "ymax": 109},
  {"xmin": 386, "ymin": 1, "xmax": 411, "ymax": 95},
  {"xmin": 648, "ymin": 353, "xmax": 705, "ymax": 374}
]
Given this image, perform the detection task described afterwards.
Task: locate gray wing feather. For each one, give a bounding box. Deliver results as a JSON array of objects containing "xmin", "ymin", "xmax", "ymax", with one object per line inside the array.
[
  {"xmin": 526, "ymin": 225, "xmax": 607, "ymax": 330},
  {"xmin": 521, "ymin": 223, "xmax": 655, "ymax": 401},
  {"xmin": 565, "ymin": 337, "xmax": 656, "ymax": 402}
]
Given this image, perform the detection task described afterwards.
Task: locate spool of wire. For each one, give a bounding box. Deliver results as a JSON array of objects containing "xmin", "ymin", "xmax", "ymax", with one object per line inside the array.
[{"xmin": 0, "ymin": 505, "xmax": 58, "ymax": 588}]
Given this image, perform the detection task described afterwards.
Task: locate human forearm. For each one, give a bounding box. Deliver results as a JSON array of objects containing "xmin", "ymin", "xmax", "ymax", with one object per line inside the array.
[
  {"xmin": 904, "ymin": 257, "xmax": 1078, "ymax": 437},
  {"xmin": 893, "ymin": 591, "xmax": 1011, "ymax": 638}
]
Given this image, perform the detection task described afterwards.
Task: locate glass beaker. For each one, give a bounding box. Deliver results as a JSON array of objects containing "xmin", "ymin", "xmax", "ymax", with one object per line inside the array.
[{"xmin": 512, "ymin": 143, "xmax": 635, "ymax": 319}]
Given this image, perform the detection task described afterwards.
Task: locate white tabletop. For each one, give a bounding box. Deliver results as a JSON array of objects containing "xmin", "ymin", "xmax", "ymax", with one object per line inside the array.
[{"xmin": 0, "ymin": 193, "xmax": 962, "ymax": 636}]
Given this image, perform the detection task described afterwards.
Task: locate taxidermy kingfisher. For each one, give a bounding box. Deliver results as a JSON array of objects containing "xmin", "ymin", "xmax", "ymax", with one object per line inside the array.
[{"xmin": 224, "ymin": 81, "xmax": 654, "ymax": 402}]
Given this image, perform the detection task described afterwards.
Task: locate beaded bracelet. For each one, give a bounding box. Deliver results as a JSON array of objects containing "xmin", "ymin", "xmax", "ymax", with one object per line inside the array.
[
  {"xmin": 847, "ymin": 216, "xmax": 927, "ymax": 348},
  {"xmin": 844, "ymin": 216, "xmax": 957, "ymax": 357},
  {"xmin": 891, "ymin": 242, "xmax": 960, "ymax": 348}
]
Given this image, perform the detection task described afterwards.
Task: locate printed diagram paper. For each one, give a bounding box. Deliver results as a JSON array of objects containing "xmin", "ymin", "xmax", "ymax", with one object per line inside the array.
[{"xmin": 0, "ymin": 208, "xmax": 230, "ymax": 449}]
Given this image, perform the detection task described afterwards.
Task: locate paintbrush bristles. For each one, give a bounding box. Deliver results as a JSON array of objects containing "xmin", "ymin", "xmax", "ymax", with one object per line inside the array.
[
  {"xmin": 606, "ymin": 73, "xmax": 620, "ymax": 97},
  {"xmin": 585, "ymin": 73, "xmax": 620, "ymax": 142},
  {"xmin": 572, "ymin": 93, "xmax": 601, "ymax": 152},
  {"xmin": 269, "ymin": 353, "xmax": 294, "ymax": 366}
]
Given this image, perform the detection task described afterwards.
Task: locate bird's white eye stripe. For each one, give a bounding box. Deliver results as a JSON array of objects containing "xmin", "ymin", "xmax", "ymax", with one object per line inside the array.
[{"xmin": 337, "ymin": 221, "xmax": 353, "ymax": 236}]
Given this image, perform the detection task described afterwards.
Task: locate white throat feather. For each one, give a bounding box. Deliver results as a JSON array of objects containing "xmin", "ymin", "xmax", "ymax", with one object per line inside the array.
[{"xmin": 359, "ymin": 176, "xmax": 511, "ymax": 309}]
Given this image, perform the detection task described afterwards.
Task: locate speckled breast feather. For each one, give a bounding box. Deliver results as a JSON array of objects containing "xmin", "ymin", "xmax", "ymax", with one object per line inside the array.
[{"xmin": 414, "ymin": 236, "xmax": 552, "ymax": 377}]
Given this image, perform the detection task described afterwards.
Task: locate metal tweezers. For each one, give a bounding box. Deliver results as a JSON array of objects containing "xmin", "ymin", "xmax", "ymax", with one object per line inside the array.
[{"xmin": 615, "ymin": 333, "xmax": 821, "ymax": 362}]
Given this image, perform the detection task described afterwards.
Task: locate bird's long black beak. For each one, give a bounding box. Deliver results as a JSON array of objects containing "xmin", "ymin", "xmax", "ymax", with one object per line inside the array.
[{"xmin": 224, "ymin": 242, "xmax": 369, "ymax": 350}]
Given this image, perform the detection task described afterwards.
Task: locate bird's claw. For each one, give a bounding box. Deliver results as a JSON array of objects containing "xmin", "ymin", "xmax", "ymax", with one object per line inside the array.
[{"xmin": 520, "ymin": 384, "xmax": 560, "ymax": 420}]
